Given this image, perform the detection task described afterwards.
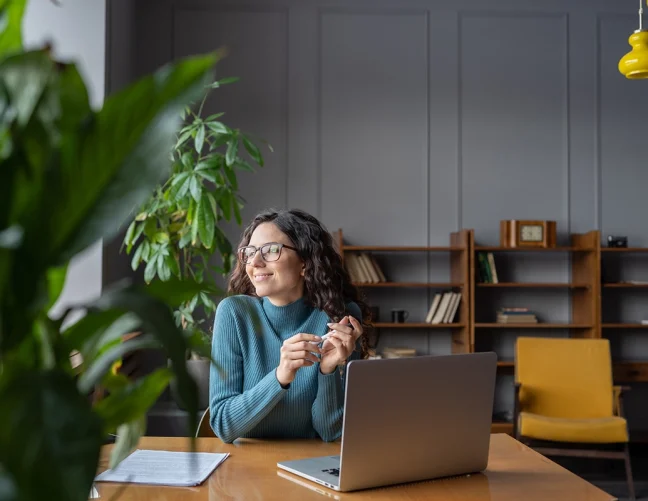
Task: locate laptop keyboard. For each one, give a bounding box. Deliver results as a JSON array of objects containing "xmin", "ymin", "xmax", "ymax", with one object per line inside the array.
[{"xmin": 321, "ymin": 468, "xmax": 340, "ymax": 477}]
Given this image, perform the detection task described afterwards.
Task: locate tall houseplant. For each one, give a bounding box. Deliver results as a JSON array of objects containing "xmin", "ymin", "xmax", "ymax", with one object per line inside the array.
[
  {"xmin": 121, "ymin": 79, "xmax": 268, "ymax": 349},
  {"xmin": 121, "ymin": 80, "xmax": 268, "ymax": 409},
  {"xmin": 0, "ymin": 2, "xmax": 220, "ymax": 500}
]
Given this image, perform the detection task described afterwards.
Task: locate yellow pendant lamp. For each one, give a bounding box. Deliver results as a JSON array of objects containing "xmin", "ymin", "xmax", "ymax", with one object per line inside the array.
[{"xmin": 619, "ymin": 0, "xmax": 648, "ymax": 79}]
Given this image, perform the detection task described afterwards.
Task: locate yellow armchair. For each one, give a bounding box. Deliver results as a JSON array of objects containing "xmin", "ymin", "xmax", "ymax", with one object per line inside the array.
[{"xmin": 513, "ymin": 337, "xmax": 634, "ymax": 500}]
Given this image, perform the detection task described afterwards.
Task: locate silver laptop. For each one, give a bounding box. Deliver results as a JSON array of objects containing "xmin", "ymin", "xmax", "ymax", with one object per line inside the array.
[{"xmin": 277, "ymin": 352, "xmax": 497, "ymax": 492}]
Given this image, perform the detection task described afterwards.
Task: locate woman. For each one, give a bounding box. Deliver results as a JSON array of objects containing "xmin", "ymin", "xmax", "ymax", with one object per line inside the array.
[{"xmin": 208, "ymin": 208, "xmax": 371, "ymax": 443}]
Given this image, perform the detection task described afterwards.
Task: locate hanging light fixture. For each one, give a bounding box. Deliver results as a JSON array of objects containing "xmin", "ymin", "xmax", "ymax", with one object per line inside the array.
[{"xmin": 619, "ymin": 0, "xmax": 648, "ymax": 79}]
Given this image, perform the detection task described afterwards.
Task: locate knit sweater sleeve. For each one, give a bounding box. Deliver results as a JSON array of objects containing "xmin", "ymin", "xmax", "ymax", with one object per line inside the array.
[
  {"xmin": 208, "ymin": 298, "xmax": 287, "ymax": 443},
  {"xmin": 311, "ymin": 302, "xmax": 363, "ymax": 442}
]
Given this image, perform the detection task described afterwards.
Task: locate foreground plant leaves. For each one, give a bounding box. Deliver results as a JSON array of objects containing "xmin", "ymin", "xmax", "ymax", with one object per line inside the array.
[{"xmin": 0, "ymin": 369, "xmax": 103, "ymax": 501}]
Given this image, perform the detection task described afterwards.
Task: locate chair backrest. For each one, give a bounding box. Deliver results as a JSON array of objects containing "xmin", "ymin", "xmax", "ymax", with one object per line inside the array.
[
  {"xmin": 515, "ymin": 337, "xmax": 614, "ymax": 419},
  {"xmin": 196, "ymin": 408, "xmax": 216, "ymax": 438}
]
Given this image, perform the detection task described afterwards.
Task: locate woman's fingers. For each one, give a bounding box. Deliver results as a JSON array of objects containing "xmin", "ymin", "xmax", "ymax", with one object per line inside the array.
[
  {"xmin": 327, "ymin": 332, "xmax": 354, "ymax": 355},
  {"xmin": 347, "ymin": 315, "xmax": 363, "ymax": 339},
  {"xmin": 324, "ymin": 334, "xmax": 343, "ymax": 352},
  {"xmin": 326, "ymin": 317, "xmax": 353, "ymax": 335},
  {"xmin": 287, "ymin": 333, "xmax": 321, "ymax": 344},
  {"xmin": 287, "ymin": 349, "xmax": 320, "ymax": 363}
]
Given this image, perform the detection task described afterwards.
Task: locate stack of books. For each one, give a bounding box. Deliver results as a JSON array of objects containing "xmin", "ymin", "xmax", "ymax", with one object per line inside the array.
[
  {"xmin": 497, "ymin": 307, "xmax": 538, "ymax": 323},
  {"xmin": 344, "ymin": 252, "xmax": 387, "ymax": 283},
  {"xmin": 424, "ymin": 291, "xmax": 462, "ymax": 324}
]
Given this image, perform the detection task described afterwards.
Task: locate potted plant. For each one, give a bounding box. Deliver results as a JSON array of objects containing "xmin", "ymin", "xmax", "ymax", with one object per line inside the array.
[
  {"xmin": 0, "ymin": 2, "xmax": 222, "ymax": 500},
  {"xmin": 121, "ymin": 77, "xmax": 269, "ymax": 409}
]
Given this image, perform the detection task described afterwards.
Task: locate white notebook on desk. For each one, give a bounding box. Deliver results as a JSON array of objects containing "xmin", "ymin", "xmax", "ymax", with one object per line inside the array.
[{"xmin": 95, "ymin": 449, "xmax": 229, "ymax": 487}]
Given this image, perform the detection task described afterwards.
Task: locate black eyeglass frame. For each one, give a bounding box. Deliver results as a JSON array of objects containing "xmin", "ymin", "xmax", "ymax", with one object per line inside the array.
[{"xmin": 237, "ymin": 242, "xmax": 299, "ymax": 264}]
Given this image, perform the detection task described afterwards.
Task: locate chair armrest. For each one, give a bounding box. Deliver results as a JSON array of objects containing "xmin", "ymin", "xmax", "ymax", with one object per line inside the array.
[
  {"xmin": 613, "ymin": 385, "xmax": 631, "ymax": 417},
  {"xmin": 513, "ymin": 382, "xmax": 522, "ymax": 439}
]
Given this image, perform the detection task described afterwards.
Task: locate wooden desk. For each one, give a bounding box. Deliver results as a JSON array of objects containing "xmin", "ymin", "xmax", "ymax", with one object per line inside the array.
[{"xmin": 95, "ymin": 434, "xmax": 616, "ymax": 500}]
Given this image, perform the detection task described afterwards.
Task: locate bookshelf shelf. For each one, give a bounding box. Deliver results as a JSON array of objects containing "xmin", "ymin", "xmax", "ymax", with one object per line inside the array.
[
  {"xmin": 603, "ymin": 282, "xmax": 648, "ymax": 288},
  {"xmin": 613, "ymin": 361, "xmax": 648, "ymax": 382},
  {"xmin": 353, "ymin": 282, "xmax": 464, "ymax": 288},
  {"xmin": 343, "ymin": 245, "xmax": 465, "ymax": 252},
  {"xmin": 601, "ymin": 247, "xmax": 648, "ymax": 253},
  {"xmin": 475, "ymin": 323, "xmax": 593, "ymax": 329},
  {"xmin": 477, "ymin": 282, "xmax": 590, "ymax": 288},
  {"xmin": 475, "ymin": 246, "xmax": 594, "ymax": 252},
  {"xmin": 373, "ymin": 322, "xmax": 464, "ymax": 329},
  {"xmin": 602, "ymin": 323, "xmax": 648, "ymax": 329}
]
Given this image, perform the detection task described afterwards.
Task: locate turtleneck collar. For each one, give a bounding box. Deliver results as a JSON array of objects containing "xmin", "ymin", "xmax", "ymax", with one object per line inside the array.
[{"xmin": 262, "ymin": 296, "xmax": 313, "ymax": 335}]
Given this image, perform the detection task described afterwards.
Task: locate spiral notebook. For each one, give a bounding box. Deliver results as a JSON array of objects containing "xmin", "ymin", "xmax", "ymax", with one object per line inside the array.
[{"xmin": 95, "ymin": 449, "xmax": 229, "ymax": 487}]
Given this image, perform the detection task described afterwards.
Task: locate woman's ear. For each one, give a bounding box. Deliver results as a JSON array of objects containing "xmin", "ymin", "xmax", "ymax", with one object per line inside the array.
[{"xmin": 300, "ymin": 261, "xmax": 306, "ymax": 277}]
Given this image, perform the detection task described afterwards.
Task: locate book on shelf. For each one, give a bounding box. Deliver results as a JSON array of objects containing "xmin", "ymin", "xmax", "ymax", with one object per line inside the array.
[
  {"xmin": 345, "ymin": 252, "xmax": 387, "ymax": 283},
  {"xmin": 425, "ymin": 291, "xmax": 461, "ymax": 324},
  {"xmin": 382, "ymin": 347, "xmax": 417, "ymax": 359},
  {"xmin": 496, "ymin": 307, "xmax": 537, "ymax": 323},
  {"xmin": 477, "ymin": 251, "xmax": 498, "ymax": 283}
]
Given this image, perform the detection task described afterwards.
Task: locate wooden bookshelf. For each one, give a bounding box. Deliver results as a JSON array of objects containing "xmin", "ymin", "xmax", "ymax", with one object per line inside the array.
[
  {"xmin": 336, "ymin": 229, "xmax": 472, "ymax": 355},
  {"xmin": 471, "ymin": 231, "xmax": 600, "ymax": 352},
  {"xmin": 600, "ymin": 244, "xmax": 648, "ymax": 383},
  {"xmin": 338, "ymin": 228, "xmax": 648, "ymax": 435}
]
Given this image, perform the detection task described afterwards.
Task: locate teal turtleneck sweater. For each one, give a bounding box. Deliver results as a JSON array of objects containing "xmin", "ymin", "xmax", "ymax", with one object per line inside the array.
[{"xmin": 208, "ymin": 295, "xmax": 362, "ymax": 443}]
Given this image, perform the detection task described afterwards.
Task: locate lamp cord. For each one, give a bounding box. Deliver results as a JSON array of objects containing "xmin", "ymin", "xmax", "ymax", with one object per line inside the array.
[{"xmin": 640, "ymin": 0, "xmax": 644, "ymax": 31}]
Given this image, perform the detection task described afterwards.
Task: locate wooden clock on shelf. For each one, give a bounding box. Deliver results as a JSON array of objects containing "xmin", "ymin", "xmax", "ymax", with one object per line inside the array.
[{"xmin": 500, "ymin": 220, "xmax": 556, "ymax": 248}]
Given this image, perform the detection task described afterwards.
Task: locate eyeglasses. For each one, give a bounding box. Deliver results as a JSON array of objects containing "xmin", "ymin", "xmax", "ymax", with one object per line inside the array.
[{"xmin": 237, "ymin": 242, "xmax": 298, "ymax": 265}]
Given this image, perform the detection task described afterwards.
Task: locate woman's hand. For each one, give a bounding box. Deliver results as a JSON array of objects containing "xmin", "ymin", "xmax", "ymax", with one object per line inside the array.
[
  {"xmin": 276, "ymin": 333, "xmax": 322, "ymax": 386},
  {"xmin": 319, "ymin": 315, "xmax": 363, "ymax": 375}
]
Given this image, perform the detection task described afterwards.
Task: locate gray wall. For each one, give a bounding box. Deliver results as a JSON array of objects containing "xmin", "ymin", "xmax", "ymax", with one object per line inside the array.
[
  {"xmin": 24, "ymin": 0, "xmax": 105, "ymax": 325},
  {"xmin": 105, "ymin": 0, "xmax": 648, "ymax": 436}
]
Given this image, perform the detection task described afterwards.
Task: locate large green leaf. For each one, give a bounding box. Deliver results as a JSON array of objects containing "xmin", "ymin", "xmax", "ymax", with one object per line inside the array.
[
  {"xmin": 0, "ymin": 0, "xmax": 26, "ymax": 58},
  {"xmin": 0, "ymin": 369, "xmax": 103, "ymax": 501},
  {"xmin": 143, "ymin": 276, "xmax": 218, "ymax": 308},
  {"xmin": 61, "ymin": 309, "xmax": 125, "ymax": 358},
  {"xmin": 197, "ymin": 193, "xmax": 215, "ymax": 248},
  {"xmin": 45, "ymin": 264, "xmax": 68, "ymax": 311},
  {"xmin": 77, "ymin": 334, "xmax": 159, "ymax": 395},
  {"xmin": 0, "ymin": 50, "xmax": 53, "ymax": 129},
  {"xmin": 45, "ymin": 51, "xmax": 220, "ymax": 265},
  {"xmin": 94, "ymin": 368, "xmax": 173, "ymax": 433}
]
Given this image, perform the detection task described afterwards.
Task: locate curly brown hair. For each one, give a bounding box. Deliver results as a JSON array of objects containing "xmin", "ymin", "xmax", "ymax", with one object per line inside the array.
[{"xmin": 228, "ymin": 208, "xmax": 373, "ymax": 358}]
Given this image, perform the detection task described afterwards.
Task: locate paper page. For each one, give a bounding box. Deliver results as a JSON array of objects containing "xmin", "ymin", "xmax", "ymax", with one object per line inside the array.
[{"xmin": 95, "ymin": 449, "xmax": 229, "ymax": 487}]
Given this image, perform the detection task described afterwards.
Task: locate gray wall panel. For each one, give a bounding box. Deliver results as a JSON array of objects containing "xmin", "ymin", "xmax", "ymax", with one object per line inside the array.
[
  {"xmin": 319, "ymin": 11, "xmax": 429, "ymax": 245},
  {"xmin": 174, "ymin": 8, "xmax": 289, "ymax": 238},
  {"xmin": 460, "ymin": 13, "xmax": 569, "ymax": 246}
]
